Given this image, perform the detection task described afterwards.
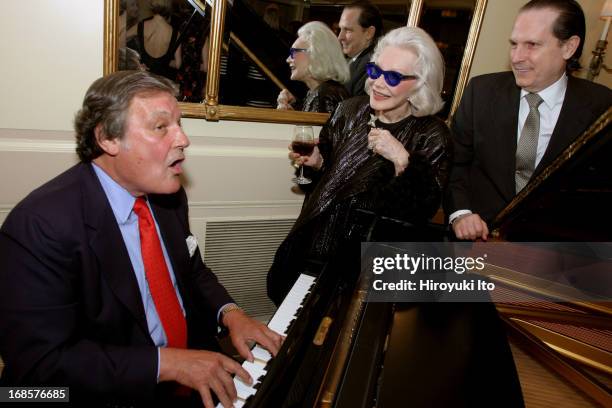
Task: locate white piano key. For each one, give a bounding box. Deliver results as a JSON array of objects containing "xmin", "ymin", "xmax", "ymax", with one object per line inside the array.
[
  {"xmin": 215, "ymin": 398, "xmax": 245, "ymax": 408},
  {"xmin": 251, "ymin": 345, "xmax": 272, "ymax": 362},
  {"xmin": 268, "ymin": 317, "xmax": 294, "ymax": 334},
  {"xmin": 217, "ymin": 274, "xmax": 317, "ymax": 408},
  {"xmin": 242, "ymin": 360, "xmax": 267, "ymax": 379},
  {"xmin": 235, "ymin": 377, "xmax": 258, "ymax": 400},
  {"xmin": 266, "ymin": 276, "xmax": 314, "ymax": 335}
]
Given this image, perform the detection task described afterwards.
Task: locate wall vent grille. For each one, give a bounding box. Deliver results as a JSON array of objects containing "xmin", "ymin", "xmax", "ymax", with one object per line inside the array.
[{"xmin": 203, "ymin": 219, "xmax": 295, "ymax": 320}]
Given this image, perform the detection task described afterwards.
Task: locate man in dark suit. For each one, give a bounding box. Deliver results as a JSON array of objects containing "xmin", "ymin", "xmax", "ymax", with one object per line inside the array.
[
  {"xmin": 338, "ymin": 1, "xmax": 382, "ymax": 96},
  {"xmin": 446, "ymin": 0, "xmax": 612, "ymax": 240},
  {"xmin": 0, "ymin": 71, "xmax": 282, "ymax": 407}
]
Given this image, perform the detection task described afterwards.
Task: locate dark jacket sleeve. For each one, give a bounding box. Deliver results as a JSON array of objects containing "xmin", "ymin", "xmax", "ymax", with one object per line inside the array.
[
  {"xmin": 444, "ymin": 77, "xmax": 476, "ymax": 216},
  {"xmin": 0, "ymin": 209, "xmax": 157, "ymax": 398}
]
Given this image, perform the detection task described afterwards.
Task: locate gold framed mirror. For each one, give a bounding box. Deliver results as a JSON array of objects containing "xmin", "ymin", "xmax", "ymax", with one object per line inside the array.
[{"xmin": 104, "ymin": 0, "xmax": 487, "ymax": 125}]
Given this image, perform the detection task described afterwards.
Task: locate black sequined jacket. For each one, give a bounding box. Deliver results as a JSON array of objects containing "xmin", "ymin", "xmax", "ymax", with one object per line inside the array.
[
  {"xmin": 267, "ymin": 96, "xmax": 451, "ymax": 305},
  {"xmin": 299, "ymin": 80, "xmax": 350, "ymax": 114}
]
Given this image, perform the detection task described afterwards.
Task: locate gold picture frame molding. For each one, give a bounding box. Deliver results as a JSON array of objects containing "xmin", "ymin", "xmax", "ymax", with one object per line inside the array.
[{"xmin": 103, "ymin": 0, "xmax": 488, "ymax": 125}]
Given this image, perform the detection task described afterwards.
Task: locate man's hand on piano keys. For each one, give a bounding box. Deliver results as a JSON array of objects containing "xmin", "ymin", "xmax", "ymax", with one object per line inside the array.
[
  {"xmin": 222, "ymin": 309, "xmax": 284, "ymax": 363},
  {"xmin": 158, "ymin": 347, "xmax": 252, "ymax": 408}
]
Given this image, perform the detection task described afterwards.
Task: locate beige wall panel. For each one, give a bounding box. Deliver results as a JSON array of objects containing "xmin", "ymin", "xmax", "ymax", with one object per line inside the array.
[
  {"xmin": 0, "ymin": 129, "xmax": 302, "ymax": 221},
  {"xmin": 0, "ymin": 0, "xmax": 104, "ymax": 131},
  {"xmin": 0, "ymin": 150, "xmax": 78, "ymax": 204},
  {"xmin": 183, "ymin": 156, "xmax": 298, "ymax": 202}
]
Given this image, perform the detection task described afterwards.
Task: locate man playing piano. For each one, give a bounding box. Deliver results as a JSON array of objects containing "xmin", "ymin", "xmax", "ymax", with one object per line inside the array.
[
  {"xmin": 0, "ymin": 70, "xmax": 282, "ymax": 408},
  {"xmin": 446, "ymin": 0, "xmax": 612, "ymax": 241}
]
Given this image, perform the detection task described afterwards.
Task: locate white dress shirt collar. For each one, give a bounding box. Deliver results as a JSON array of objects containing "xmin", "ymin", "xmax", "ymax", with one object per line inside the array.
[{"xmin": 520, "ymin": 73, "xmax": 567, "ymax": 111}]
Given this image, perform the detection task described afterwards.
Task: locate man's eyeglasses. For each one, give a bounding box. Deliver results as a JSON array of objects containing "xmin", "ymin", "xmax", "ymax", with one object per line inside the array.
[
  {"xmin": 289, "ymin": 48, "xmax": 308, "ymax": 59},
  {"xmin": 365, "ymin": 63, "xmax": 418, "ymax": 87}
]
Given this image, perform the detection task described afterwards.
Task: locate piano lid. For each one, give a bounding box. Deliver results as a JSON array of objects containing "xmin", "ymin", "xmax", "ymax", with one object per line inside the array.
[{"xmin": 492, "ymin": 106, "xmax": 612, "ymax": 241}]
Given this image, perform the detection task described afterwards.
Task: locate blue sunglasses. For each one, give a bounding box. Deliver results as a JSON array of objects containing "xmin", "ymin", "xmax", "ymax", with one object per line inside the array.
[
  {"xmin": 365, "ymin": 62, "xmax": 418, "ymax": 86},
  {"xmin": 289, "ymin": 47, "xmax": 308, "ymax": 59}
]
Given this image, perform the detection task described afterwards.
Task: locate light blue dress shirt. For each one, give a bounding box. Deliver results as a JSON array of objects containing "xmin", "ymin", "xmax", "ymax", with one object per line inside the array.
[{"xmin": 92, "ymin": 164, "xmax": 186, "ymax": 379}]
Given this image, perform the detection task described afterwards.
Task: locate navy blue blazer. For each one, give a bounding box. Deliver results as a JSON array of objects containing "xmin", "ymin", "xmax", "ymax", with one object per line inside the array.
[{"xmin": 0, "ymin": 163, "xmax": 233, "ymax": 403}]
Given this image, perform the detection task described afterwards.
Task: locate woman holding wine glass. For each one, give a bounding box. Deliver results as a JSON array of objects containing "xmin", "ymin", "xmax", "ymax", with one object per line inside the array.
[
  {"xmin": 291, "ymin": 126, "xmax": 315, "ymax": 184},
  {"xmin": 267, "ymin": 27, "xmax": 452, "ymax": 305}
]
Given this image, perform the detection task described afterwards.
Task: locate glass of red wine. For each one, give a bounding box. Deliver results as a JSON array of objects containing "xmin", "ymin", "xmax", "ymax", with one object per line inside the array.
[{"xmin": 291, "ymin": 125, "xmax": 315, "ymax": 185}]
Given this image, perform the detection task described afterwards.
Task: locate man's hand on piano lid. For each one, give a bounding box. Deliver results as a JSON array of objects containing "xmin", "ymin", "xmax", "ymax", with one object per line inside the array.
[
  {"xmin": 452, "ymin": 213, "xmax": 489, "ymax": 241},
  {"xmin": 223, "ymin": 308, "xmax": 284, "ymax": 363},
  {"xmin": 158, "ymin": 347, "xmax": 252, "ymax": 408}
]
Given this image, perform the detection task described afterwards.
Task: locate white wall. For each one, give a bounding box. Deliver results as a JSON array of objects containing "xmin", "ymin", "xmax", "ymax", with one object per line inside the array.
[{"xmin": 0, "ymin": 1, "xmax": 103, "ymax": 131}]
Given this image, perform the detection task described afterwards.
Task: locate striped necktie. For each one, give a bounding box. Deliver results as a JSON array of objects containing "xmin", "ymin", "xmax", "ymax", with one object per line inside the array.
[{"xmin": 515, "ymin": 92, "xmax": 543, "ymax": 192}]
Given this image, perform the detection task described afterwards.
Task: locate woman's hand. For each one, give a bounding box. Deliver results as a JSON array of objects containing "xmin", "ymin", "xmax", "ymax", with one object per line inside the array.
[
  {"xmin": 277, "ymin": 89, "xmax": 296, "ymax": 110},
  {"xmin": 289, "ymin": 141, "xmax": 323, "ymax": 170},
  {"xmin": 367, "ymin": 128, "xmax": 410, "ymax": 175}
]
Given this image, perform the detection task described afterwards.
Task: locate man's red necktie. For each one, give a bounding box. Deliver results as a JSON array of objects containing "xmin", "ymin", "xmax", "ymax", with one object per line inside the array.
[{"xmin": 133, "ymin": 197, "xmax": 187, "ymax": 348}]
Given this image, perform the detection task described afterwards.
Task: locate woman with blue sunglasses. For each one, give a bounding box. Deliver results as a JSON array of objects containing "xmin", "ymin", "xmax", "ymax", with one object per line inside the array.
[
  {"xmin": 277, "ymin": 21, "xmax": 350, "ymax": 113},
  {"xmin": 268, "ymin": 27, "xmax": 451, "ymax": 305}
]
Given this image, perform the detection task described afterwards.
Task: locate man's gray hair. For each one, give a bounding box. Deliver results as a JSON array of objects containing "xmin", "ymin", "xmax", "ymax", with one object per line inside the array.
[
  {"xmin": 368, "ymin": 27, "xmax": 445, "ymax": 117},
  {"xmin": 74, "ymin": 70, "xmax": 178, "ymax": 162},
  {"xmin": 298, "ymin": 21, "xmax": 350, "ymax": 84}
]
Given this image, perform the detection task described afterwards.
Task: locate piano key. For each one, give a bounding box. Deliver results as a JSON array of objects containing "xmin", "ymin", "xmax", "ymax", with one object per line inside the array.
[
  {"xmin": 215, "ymin": 397, "xmax": 245, "ymax": 408},
  {"xmin": 216, "ymin": 274, "xmax": 316, "ymax": 408},
  {"xmin": 242, "ymin": 360, "xmax": 267, "ymax": 379},
  {"xmin": 235, "ymin": 377, "xmax": 258, "ymax": 400},
  {"xmin": 267, "ymin": 277, "xmax": 315, "ymax": 335},
  {"xmin": 251, "ymin": 345, "xmax": 272, "ymax": 363}
]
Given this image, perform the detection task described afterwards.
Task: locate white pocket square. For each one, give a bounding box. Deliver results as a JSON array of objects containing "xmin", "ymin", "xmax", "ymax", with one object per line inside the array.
[{"xmin": 186, "ymin": 235, "xmax": 198, "ymax": 257}]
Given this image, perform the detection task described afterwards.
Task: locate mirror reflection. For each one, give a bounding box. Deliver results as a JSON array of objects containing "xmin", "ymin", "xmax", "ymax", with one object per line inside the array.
[
  {"xmin": 113, "ymin": 0, "xmax": 482, "ymax": 121},
  {"xmin": 118, "ymin": 0, "xmax": 211, "ymax": 102},
  {"xmin": 276, "ymin": 22, "xmax": 350, "ymax": 114},
  {"xmin": 219, "ymin": 0, "xmax": 414, "ymax": 110},
  {"xmin": 218, "ymin": 0, "xmax": 479, "ymax": 119}
]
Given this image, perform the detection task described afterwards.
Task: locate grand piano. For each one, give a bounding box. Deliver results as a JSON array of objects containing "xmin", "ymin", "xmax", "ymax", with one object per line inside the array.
[
  {"xmin": 483, "ymin": 106, "xmax": 612, "ymax": 407},
  {"xmin": 219, "ymin": 107, "xmax": 612, "ymax": 408}
]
